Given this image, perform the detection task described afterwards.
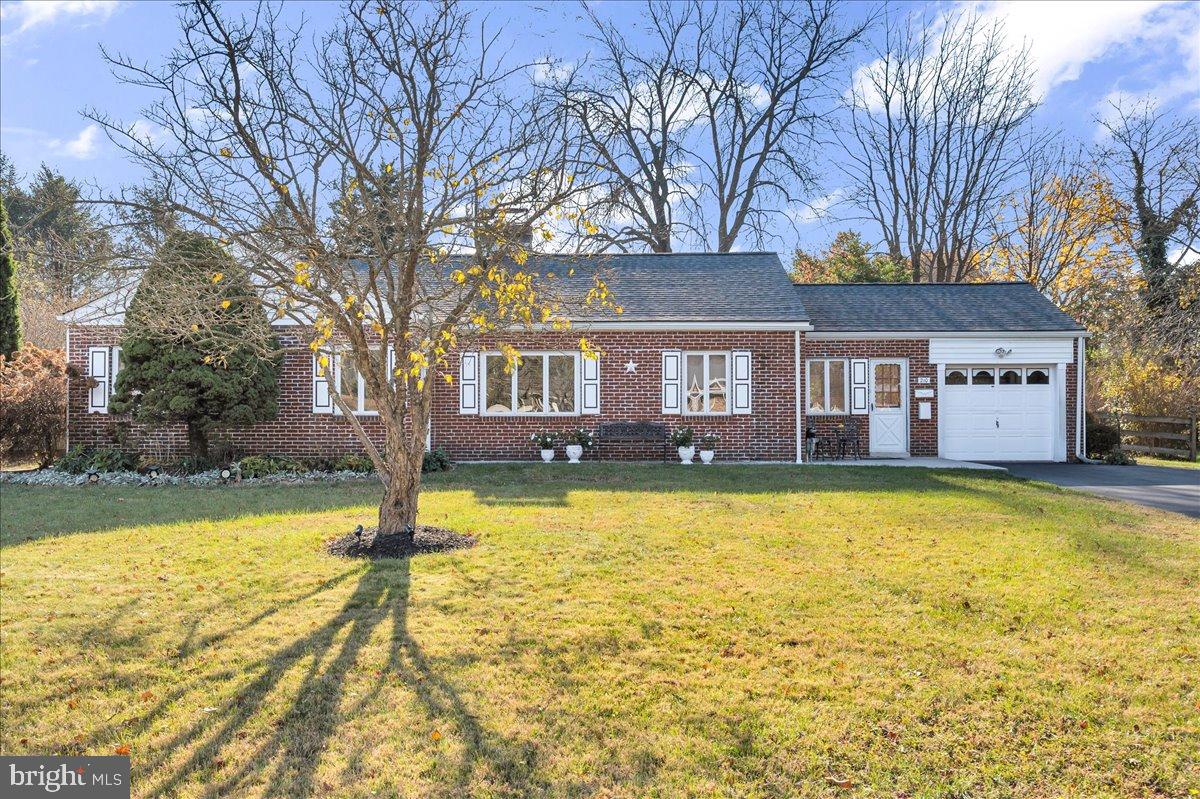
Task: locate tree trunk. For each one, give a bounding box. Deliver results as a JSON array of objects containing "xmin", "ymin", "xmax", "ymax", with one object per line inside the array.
[
  {"xmin": 377, "ymin": 449, "xmax": 422, "ymax": 542},
  {"xmin": 186, "ymin": 422, "xmax": 209, "ymax": 460}
]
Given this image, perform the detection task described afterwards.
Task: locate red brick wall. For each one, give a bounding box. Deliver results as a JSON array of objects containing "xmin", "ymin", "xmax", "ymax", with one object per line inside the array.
[
  {"xmin": 68, "ymin": 326, "xmax": 387, "ymax": 459},
  {"xmin": 68, "ymin": 326, "xmax": 801, "ymax": 463},
  {"xmin": 67, "ymin": 325, "xmax": 1081, "ymax": 463},
  {"xmin": 800, "ymin": 338, "xmax": 938, "ymax": 457},
  {"xmin": 430, "ymin": 330, "xmax": 799, "ymax": 461}
]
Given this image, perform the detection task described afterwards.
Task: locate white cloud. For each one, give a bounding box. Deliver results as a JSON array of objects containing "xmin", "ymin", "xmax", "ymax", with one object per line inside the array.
[
  {"xmin": 0, "ymin": 0, "xmax": 120, "ymax": 41},
  {"xmin": 967, "ymin": 1, "xmax": 1175, "ymax": 96},
  {"xmin": 788, "ymin": 189, "xmax": 846, "ymax": 225},
  {"xmin": 127, "ymin": 119, "xmax": 165, "ymax": 147},
  {"xmin": 530, "ymin": 58, "xmax": 573, "ymax": 85},
  {"xmin": 47, "ymin": 123, "xmax": 100, "ymax": 159}
]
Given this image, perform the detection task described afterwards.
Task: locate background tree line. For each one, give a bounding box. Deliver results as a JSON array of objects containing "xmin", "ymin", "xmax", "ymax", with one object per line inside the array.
[{"xmin": 0, "ymin": 0, "xmax": 1196, "ymax": 478}]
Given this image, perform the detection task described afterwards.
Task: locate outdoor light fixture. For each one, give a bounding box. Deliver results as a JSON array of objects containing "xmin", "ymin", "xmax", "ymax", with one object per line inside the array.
[
  {"xmin": 219, "ymin": 467, "xmax": 233, "ymax": 482},
  {"xmin": 147, "ymin": 466, "xmax": 160, "ymax": 480},
  {"xmin": 86, "ymin": 471, "xmax": 100, "ymax": 484}
]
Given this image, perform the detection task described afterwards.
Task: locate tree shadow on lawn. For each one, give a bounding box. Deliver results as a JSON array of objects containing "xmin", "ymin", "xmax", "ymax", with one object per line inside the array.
[{"xmin": 111, "ymin": 558, "xmax": 540, "ymax": 798}]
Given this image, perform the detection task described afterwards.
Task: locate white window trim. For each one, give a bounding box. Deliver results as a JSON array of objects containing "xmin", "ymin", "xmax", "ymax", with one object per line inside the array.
[
  {"xmin": 480, "ymin": 350, "xmax": 582, "ymax": 417},
  {"xmin": 682, "ymin": 351, "xmax": 732, "ymax": 416},
  {"xmin": 805, "ymin": 358, "xmax": 850, "ymax": 416}
]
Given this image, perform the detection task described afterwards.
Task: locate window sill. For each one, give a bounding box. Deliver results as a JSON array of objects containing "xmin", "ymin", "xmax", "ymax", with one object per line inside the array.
[
  {"xmin": 806, "ymin": 411, "xmax": 850, "ymax": 417},
  {"xmin": 481, "ymin": 412, "xmax": 582, "ymax": 418}
]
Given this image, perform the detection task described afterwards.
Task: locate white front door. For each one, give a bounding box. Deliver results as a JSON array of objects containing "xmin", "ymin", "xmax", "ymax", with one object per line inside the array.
[{"xmin": 869, "ymin": 359, "xmax": 907, "ymax": 456}]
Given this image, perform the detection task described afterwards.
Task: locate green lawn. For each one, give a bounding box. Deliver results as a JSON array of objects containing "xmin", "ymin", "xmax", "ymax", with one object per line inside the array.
[
  {"xmin": 1, "ymin": 465, "xmax": 1197, "ymax": 798},
  {"xmin": 1135, "ymin": 455, "xmax": 1200, "ymax": 470}
]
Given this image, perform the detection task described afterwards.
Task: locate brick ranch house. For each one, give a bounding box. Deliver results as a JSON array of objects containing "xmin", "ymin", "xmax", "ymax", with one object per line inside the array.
[{"xmin": 62, "ymin": 252, "xmax": 1088, "ymax": 463}]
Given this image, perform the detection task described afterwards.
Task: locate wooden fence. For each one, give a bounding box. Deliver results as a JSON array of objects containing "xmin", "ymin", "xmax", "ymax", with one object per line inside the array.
[{"xmin": 1114, "ymin": 412, "xmax": 1198, "ymax": 461}]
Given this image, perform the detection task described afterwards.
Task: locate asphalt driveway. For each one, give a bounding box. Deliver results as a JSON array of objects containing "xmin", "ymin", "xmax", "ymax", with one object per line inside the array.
[{"xmin": 998, "ymin": 462, "xmax": 1200, "ymax": 518}]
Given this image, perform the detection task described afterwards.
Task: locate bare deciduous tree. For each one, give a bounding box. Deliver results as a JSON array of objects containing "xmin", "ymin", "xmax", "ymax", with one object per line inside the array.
[
  {"xmin": 89, "ymin": 0, "xmax": 611, "ymax": 542},
  {"xmin": 842, "ymin": 11, "xmax": 1039, "ymax": 282},
  {"xmin": 1097, "ymin": 101, "xmax": 1200, "ymax": 308},
  {"xmin": 557, "ymin": 0, "xmax": 867, "ymax": 252}
]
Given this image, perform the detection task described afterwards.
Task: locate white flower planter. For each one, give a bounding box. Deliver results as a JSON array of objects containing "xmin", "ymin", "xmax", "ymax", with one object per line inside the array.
[
  {"xmin": 677, "ymin": 445, "xmax": 695, "ymax": 464},
  {"xmin": 565, "ymin": 444, "xmax": 584, "ymax": 464},
  {"xmin": 540, "ymin": 448, "xmax": 555, "ymax": 463},
  {"xmin": 699, "ymin": 450, "xmax": 714, "ymax": 464}
]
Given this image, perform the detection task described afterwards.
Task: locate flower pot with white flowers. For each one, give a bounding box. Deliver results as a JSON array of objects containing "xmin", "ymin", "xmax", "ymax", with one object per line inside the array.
[
  {"xmin": 562, "ymin": 428, "xmax": 595, "ymax": 464},
  {"xmin": 670, "ymin": 426, "xmax": 696, "ymax": 464},
  {"xmin": 698, "ymin": 432, "xmax": 719, "ymax": 464},
  {"xmin": 531, "ymin": 432, "xmax": 558, "ymax": 463}
]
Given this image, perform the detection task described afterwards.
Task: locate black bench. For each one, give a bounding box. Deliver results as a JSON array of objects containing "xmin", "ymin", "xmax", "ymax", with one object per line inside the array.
[{"xmin": 597, "ymin": 421, "xmax": 669, "ymax": 462}]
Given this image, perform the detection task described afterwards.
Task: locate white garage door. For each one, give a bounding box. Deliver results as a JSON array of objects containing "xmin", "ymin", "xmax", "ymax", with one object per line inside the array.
[{"xmin": 941, "ymin": 366, "xmax": 1054, "ymax": 461}]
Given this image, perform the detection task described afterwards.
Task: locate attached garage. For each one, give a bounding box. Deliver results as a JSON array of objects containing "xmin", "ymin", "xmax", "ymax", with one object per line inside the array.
[
  {"xmin": 795, "ymin": 282, "xmax": 1088, "ymax": 464},
  {"xmin": 931, "ymin": 335, "xmax": 1078, "ymax": 462}
]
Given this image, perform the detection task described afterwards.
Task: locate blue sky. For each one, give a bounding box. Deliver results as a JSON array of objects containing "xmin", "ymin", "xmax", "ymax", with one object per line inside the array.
[{"xmin": 2, "ymin": 0, "xmax": 1198, "ymax": 254}]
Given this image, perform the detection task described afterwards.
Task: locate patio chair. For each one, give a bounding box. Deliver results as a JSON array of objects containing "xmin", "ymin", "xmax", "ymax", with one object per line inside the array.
[{"xmin": 835, "ymin": 419, "xmax": 862, "ymax": 460}]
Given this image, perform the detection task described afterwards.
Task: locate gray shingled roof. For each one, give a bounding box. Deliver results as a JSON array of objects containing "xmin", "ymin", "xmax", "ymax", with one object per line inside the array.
[
  {"xmin": 528, "ymin": 251, "xmax": 809, "ymax": 322},
  {"xmin": 792, "ymin": 282, "xmax": 1084, "ymax": 332}
]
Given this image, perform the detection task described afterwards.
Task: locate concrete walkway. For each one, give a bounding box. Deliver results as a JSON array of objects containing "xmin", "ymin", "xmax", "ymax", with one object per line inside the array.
[
  {"xmin": 998, "ymin": 462, "xmax": 1200, "ymax": 518},
  {"xmin": 807, "ymin": 457, "xmax": 1004, "ymax": 471}
]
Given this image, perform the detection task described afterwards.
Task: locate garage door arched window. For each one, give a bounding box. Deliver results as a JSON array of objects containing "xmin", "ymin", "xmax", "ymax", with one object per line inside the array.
[
  {"xmin": 945, "ymin": 368, "xmax": 968, "ymax": 385},
  {"xmin": 971, "ymin": 368, "xmax": 995, "ymax": 385},
  {"xmin": 999, "ymin": 368, "xmax": 1023, "ymax": 385},
  {"xmin": 1025, "ymin": 368, "xmax": 1050, "ymax": 385}
]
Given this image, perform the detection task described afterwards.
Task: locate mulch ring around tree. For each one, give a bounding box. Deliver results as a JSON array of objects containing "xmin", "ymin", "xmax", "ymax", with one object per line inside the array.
[{"xmin": 325, "ymin": 525, "xmax": 476, "ymax": 560}]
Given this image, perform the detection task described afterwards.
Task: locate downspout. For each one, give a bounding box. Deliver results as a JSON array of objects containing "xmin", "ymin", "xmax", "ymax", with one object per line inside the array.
[
  {"xmin": 794, "ymin": 329, "xmax": 803, "ymax": 463},
  {"xmin": 64, "ymin": 326, "xmax": 71, "ymax": 452},
  {"xmin": 1077, "ymin": 335, "xmax": 1100, "ymax": 464}
]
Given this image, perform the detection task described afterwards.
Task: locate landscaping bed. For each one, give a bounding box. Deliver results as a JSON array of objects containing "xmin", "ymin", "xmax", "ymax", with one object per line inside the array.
[{"xmin": 325, "ymin": 525, "xmax": 476, "ymax": 559}]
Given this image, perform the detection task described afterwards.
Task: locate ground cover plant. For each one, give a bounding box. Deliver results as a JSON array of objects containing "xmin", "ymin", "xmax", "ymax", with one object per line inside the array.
[{"xmin": 1, "ymin": 465, "xmax": 1197, "ymax": 798}]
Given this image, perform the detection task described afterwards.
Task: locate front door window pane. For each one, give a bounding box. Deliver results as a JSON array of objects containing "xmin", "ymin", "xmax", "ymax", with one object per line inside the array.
[
  {"xmin": 516, "ymin": 355, "xmax": 543, "ymax": 412},
  {"xmin": 808, "ymin": 361, "xmax": 826, "ymax": 412},
  {"xmin": 485, "ymin": 356, "xmax": 511, "ymax": 412},
  {"xmin": 708, "ymin": 354, "xmax": 728, "ymax": 412},
  {"xmin": 548, "ymin": 355, "xmax": 575, "ymax": 413},
  {"xmin": 874, "ymin": 363, "xmax": 900, "ymax": 408},
  {"xmin": 829, "ymin": 361, "xmax": 847, "ymax": 413}
]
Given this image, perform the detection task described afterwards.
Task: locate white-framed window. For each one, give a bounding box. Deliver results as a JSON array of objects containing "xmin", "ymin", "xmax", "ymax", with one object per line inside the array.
[
  {"xmin": 334, "ymin": 348, "xmax": 384, "ymax": 415},
  {"xmin": 482, "ymin": 351, "xmax": 580, "ymax": 415},
  {"xmin": 806, "ymin": 358, "xmax": 848, "ymax": 414},
  {"xmin": 683, "ymin": 352, "xmax": 729, "ymax": 414}
]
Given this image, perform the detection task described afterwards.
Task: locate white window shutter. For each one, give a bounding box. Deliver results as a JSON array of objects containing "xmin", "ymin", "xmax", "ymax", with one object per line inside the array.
[
  {"xmin": 312, "ymin": 354, "xmax": 334, "ymax": 413},
  {"xmin": 581, "ymin": 354, "xmax": 600, "ymax": 414},
  {"xmin": 459, "ymin": 352, "xmax": 479, "ymax": 414},
  {"xmin": 87, "ymin": 347, "xmax": 109, "ymax": 413},
  {"xmin": 731, "ymin": 350, "xmax": 752, "ymax": 414},
  {"xmin": 850, "ymin": 358, "xmax": 869, "ymax": 415},
  {"xmin": 661, "ymin": 350, "xmax": 682, "ymax": 414},
  {"xmin": 386, "ymin": 346, "xmax": 395, "ymax": 384},
  {"xmin": 111, "ymin": 346, "xmax": 122, "ymax": 388}
]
